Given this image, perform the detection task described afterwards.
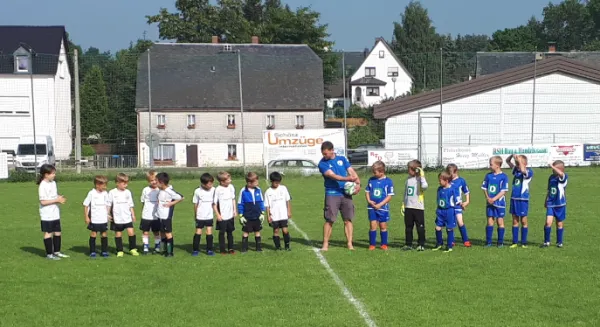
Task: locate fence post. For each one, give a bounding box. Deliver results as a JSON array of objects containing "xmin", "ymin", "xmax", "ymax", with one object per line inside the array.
[
  {"xmin": 468, "ymin": 134, "xmax": 471, "ymax": 146},
  {"xmin": 147, "ymin": 50, "xmax": 154, "ymax": 168},
  {"xmin": 438, "ymin": 48, "xmax": 443, "ymax": 167},
  {"xmin": 530, "ymin": 52, "xmax": 537, "ymax": 145},
  {"xmin": 74, "ymin": 49, "xmax": 82, "ymax": 174}
]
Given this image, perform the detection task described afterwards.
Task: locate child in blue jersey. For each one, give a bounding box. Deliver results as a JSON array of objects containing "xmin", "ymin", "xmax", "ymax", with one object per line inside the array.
[
  {"xmin": 481, "ymin": 156, "xmax": 509, "ymax": 247},
  {"xmin": 433, "ymin": 171, "xmax": 458, "ymax": 253},
  {"xmin": 365, "ymin": 161, "xmax": 394, "ymax": 251},
  {"xmin": 446, "ymin": 164, "xmax": 471, "ymax": 247},
  {"xmin": 542, "ymin": 160, "xmax": 568, "ymax": 248},
  {"xmin": 506, "ymin": 155, "xmax": 534, "ymax": 248},
  {"xmin": 238, "ymin": 172, "xmax": 265, "ymax": 253}
]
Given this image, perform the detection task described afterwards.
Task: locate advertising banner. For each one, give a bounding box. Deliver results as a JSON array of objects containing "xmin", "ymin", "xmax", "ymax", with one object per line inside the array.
[
  {"xmin": 262, "ymin": 129, "xmax": 346, "ymax": 165},
  {"xmin": 583, "ymin": 144, "xmax": 600, "ymax": 162},
  {"xmin": 367, "ymin": 149, "xmax": 419, "ymax": 167}
]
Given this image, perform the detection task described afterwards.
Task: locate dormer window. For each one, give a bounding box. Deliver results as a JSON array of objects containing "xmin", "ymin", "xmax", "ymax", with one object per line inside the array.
[{"xmin": 13, "ymin": 47, "xmax": 31, "ymax": 73}]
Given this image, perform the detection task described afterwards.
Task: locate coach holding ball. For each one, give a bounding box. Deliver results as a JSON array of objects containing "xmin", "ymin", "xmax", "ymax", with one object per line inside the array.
[{"xmin": 318, "ymin": 141, "xmax": 360, "ymax": 251}]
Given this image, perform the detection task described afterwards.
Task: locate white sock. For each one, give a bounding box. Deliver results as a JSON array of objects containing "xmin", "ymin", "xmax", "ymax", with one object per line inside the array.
[
  {"xmin": 154, "ymin": 236, "xmax": 161, "ymax": 246},
  {"xmin": 143, "ymin": 236, "xmax": 149, "ymax": 246}
]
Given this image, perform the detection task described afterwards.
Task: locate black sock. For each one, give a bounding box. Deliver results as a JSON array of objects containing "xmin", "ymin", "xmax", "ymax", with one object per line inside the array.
[
  {"xmin": 193, "ymin": 234, "xmax": 201, "ymax": 252},
  {"xmin": 115, "ymin": 237, "xmax": 123, "ymax": 252},
  {"xmin": 128, "ymin": 235, "xmax": 137, "ymax": 250},
  {"xmin": 219, "ymin": 232, "xmax": 226, "ymax": 253},
  {"xmin": 273, "ymin": 236, "xmax": 281, "ymax": 249},
  {"xmin": 162, "ymin": 238, "xmax": 167, "ymax": 252},
  {"xmin": 242, "ymin": 237, "xmax": 249, "ymax": 252},
  {"xmin": 101, "ymin": 237, "xmax": 108, "ymax": 253},
  {"xmin": 206, "ymin": 235, "xmax": 214, "ymax": 252},
  {"xmin": 89, "ymin": 237, "xmax": 96, "ymax": 254},
  {"xmin": 53, "ymin": 235, "xmax": 61, "ymax": 253},
  {"xmin": 167, "ymin": 237, "xmax": 174, "ymax": 254},
  {"xmin": 227, "ymin": 232, "xmax": 234, "ymax": 251},
  {"xmin": 256, "ymin": 236, "xmax": 262, "ymax": 251},
  {"xmin": 283, "ymin": 233, "xmax": 291, "ymax": 248},
  {"xmin": 43, "ymin": 237, "xmax": 53, "ymax": 255}
]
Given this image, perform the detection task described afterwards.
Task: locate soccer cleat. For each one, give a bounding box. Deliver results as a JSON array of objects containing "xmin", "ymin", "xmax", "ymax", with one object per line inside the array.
[
  {"xmin": 540, "ymin": 242, "xmax": 550, "ymax": 248},
  {"xmin": 452, "ymin": 242, "xmax": 455, "ymax": 247},
  {"xmin": 510, "ymin": 243, "xmax": 519, "ymax": 249},
  {"xmin": 497, "ymin": 244, "xmax": 504, "ymax": 249},
  {"xmin": 401, "ymin": 245, "xmax": 413, "ymax": 251},
  {"xmin": 380, "ymin": 245, "xmax": 389, "ymax": 251},
  {"xmin": 154, "ymin": 246, "xmax": 161, "ymax": 254},
  {"xmin": 557, "ymin": 243, "xmax": 563, "ymax": 248},
  {"xmin": 117, "ymin": 251, "xmax": 124, "ymax": 258},
  {"xmin": 130, "ymin": 249, "xmax": 140, "ymax": 256},
  {"xmin": 521, "ymin": 244, "xmax": 528, "ymax": 249},
  {"xmin": 166, "ymin": 253, "xmax": 174, "ymax": 257},
  {"xmin": 432, "ymin": 245, "xmax": 443, "ymax": 251},
  {"xmin": 368, "ymin": 245, "xmax": 376, "ymax": 251},
  {"xmin": 464, "ymin": 241, "xmax": 472, "ymax": 247},
  {"xmin": 101, "ymin": 252, "xmax": 109, "ymax": 258},
  {"xmin": 275, "ymin": 247, "xmax": 281, "ymax": 251},
  {"xmin": 256, "ymin": 249, "xmax": 263, "ymax": 253},
  {"xmin": 207, "ymin": 250, "xmax": 215, "ymax": 256},
  {"xmin": 54, "ymin": 252, "xmax": 70, "ymax": 258},
  {"xmin": 142, "ymin": 249, "xmax": 149, "ymax": 255},
  {"xmin": 191, "ymin": 251, "xmax": 199, "ymax": 256},
  {"xmin": 241, "ymin": 250, "xmax": 248, "ymax": 254},
  {"xmin": 285, "ymin": 247, "xmax": 291, "ymax": 251},
  {"xmin": 228, "ymin": 249, "xmax": 236, "ymax": 255},
  {"xmin": 90, "ymin": 252, "xmax": 97, "ymax": 258},
  {"xmin": 46, "ymin": 254, "xmax": 60, "ymax": 260},
  {"xmin": 485, "ymin": 243, "xmax": 493, "ymax": 248},
  {"xmin": 444, "ymin": 248, "xmax": 453, "ymax": 253},
  {"xmin": 416, "ymin": 246, "xmax": 425, "ymax": 251}
]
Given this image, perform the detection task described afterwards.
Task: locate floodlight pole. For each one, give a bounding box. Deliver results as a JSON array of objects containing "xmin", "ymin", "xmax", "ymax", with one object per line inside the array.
[
  {"xmin": 21, "ymin": 43, "xmax": 38, "ymax": 173},
  {"xmin": 237, "ymin": 50, "xmax": 247, "ymax": 173},
  {"xmin": 147, "ymin": 49, "xmax": 154, "ymax": 167},
  {"xmin": 342, "ymin": 51, "xmax": 347, "ymax": 154},
  {"xmin": 74, "ymin": 49, "xmax": 81, "ymax": 173}
]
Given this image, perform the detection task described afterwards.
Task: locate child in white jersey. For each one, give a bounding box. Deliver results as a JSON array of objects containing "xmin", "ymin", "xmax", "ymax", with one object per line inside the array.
[
  {"xmin": 37, "ymin": 164, "xmax": 68, "ymax": 260},
  {"xmin": 192, "ymin": 173, "xmax": 216, "ymax": 256},
  {"xmin": 83, "ymin": 175, "xmax": 111, "ymax": 258},
  {"xmin": 108, "ymin": 173, "xmax": 139, "ymax": 257},
  {"xmin": 265, "ymin": 171, "xmax": 292, "ymax": 251},
  {"xmin": 139, "ymin": 170, "xmax": 161, "ymax": 254},
  {"xmin": 213, "ymin": 171, "xmax": 237, "ymax": 254}
]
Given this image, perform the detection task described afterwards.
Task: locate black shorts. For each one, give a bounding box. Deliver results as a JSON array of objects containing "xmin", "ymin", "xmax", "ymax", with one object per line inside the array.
[
  {"xmin": 110, "ymin": 222, "xmax": 134, "ymax": 232},
  {"xmin": 87, "ymin": 223, "xmax": 108, "ymax": 232},
  {"xmin": 216, "ymin": 219, "xmax": 235, "ymax": 232},
  {"xmin": 139, "ymin": 219, "xmax": 161, "ymax": 232},
  {"xmin": 270, "ymin": 220, "xmax": 289, "ymax": 229},
  {"xmin": 242, "ymin": 220, "xmax": 262, "ymax": 233},
  {"xmin": 40, "ymin": 220, "xmax": 61, "ymax": 233},
  {"xmin": 195, "ymin": 219, "xmax": 214, "ymax": 229},
  {"xmin": 160, "ymin": 219, "xmax": 173, "ymax": 233}
]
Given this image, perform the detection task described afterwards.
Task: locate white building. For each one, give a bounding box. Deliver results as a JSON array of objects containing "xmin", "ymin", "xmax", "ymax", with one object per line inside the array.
[
  {"xmin": 349, "ymin": 37, "xmax": 413, "ymax": 107},
  {"xmin": 0, "ymin": 26, "xmax": 72, "ymax": 159},
  {"xmin": 135, "ymin": 36, "xmax": 324, "ymax": 167},
  {"xmin": 374, "ymin": 57, "xmax": 600, "ymax": 165}
]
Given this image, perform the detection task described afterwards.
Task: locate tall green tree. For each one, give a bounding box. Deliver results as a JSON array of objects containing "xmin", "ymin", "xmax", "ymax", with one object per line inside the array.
[
  {"xmin": 489, "ymin": 17, "xmax": 543, "ymax": 51},
  {"xmin": 541, "ymin": 0, "xmax": 593, "ymax": 51},
  {"xmin": 147, "ymin": 0, "xmax": 337, "ymax": 85},
  {"xmin": 80, "ymin": 65, "xmax": 109, "ymax": 141}
]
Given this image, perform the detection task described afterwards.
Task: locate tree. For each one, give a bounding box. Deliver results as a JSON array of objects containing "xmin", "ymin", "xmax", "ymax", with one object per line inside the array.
[
  {"xmin": 541, "ymin": 0, "xmax": 593, "ymax": 51},
  {"xmin": 348, "ymin": 125, "xmax": 380, "ymax": 149},
  {"xmin": 80, "ymin": 65, "xmax": 109, "ymax": 141},
  {"xmin": 146, "ymin": 0, "xmax": 337, "ymax": 85},
  {"xmin": 489, "ymin": 17, "xmax": 543, "ymax": 51}
]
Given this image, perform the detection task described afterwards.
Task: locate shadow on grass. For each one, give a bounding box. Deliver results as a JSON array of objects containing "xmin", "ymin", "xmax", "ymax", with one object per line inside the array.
[{"xmin": 20, "ymin": 246, "xmax": 47, "ymax": 257}]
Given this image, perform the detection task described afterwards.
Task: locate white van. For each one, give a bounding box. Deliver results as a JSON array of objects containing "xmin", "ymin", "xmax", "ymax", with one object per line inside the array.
[{"xmin": 15, "ymin": 135, "xmax": 55, "ymax": 173}]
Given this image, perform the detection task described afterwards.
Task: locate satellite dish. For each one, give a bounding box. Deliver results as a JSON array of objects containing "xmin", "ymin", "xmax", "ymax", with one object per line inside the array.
[{"xmin": 144, "ymin": 133, "xmax": 161, "ymax": 148}]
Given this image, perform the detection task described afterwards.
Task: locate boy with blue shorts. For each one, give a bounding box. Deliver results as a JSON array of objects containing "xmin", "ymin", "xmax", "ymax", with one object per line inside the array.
[
  {"xmin": 542, "ymin": 160, "xmax": 568, "ymax": 248},
  {"xmin": 365, "ymin": 161, "xmax": 394, "ymax": 251},
  {"xmin": 481, "ymin": 156, "xmax": 509, "ymax": 247},
  {"xmin": 433, "ymin": 171, "xmax": 458, "ymax": 253},
  {"xmin": 506, "ymin": 155, "xmax": 534, "ymax": 248}
]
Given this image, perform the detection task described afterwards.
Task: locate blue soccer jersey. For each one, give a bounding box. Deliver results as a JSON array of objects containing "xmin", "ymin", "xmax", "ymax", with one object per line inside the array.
[
  {"xmin": 450, "ymin": 177, "xmax": 469, "ymax": 208},
  {"xmin": 511, "ymin": 167, "xmax": 534, "ymax": 200},
  {"xmin": 481, "ymin": 172, "xmax": 509, "ymax": 208},
  {"xmin": 366, "ymin": 177, "xmax": 394, "ymax": 211},
  {"xmin": 318, "ymin": 155, "xmax": 351, "ymax": 196},
  {"xmin": 437, "ymin": 186, "xmax": 457, "ymax": 209},
  {"xmin": 546, "ymin": 173, "xmax": 568, "ymax": 207}
]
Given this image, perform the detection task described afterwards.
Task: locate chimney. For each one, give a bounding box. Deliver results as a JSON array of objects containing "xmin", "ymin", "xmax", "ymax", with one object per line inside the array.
[
  {"xmin": 251, "ymin": 36, "xmax": 259, "ymax": 44},
  {"xmin": 212, "ymin": 35, "xmax": 219, "ymax": 44},
  {"xmin": 548, "ymin": 42, "xmax": 556, "ymax": 53}
]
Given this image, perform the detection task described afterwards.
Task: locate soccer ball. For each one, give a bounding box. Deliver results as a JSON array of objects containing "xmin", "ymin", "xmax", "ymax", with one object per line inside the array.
[{"xmin": 343, "ymin": 182, "xmax": 357, "ymax": 195}]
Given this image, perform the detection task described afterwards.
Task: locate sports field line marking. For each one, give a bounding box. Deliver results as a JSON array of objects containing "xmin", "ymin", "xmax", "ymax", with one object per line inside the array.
[{"xmin": 289, "ymin": 220, "xmax": 378, "ymax": 327}]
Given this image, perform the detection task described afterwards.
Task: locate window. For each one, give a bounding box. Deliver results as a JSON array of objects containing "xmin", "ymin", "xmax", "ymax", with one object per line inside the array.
[
  {"xmin": 187, "ymin": 114, "xmax": 196, "ymax": 128},
  {"xmin": 157, "ymin": 115, "xmax": 166, "ymax": 128},
  {"xmin": 295, "ymin": 115, "xmax": 305, "ymax": 129},
  {"xmin": 272, "ymin": 160, "xmax": 284, "ymax": 167},
  {"xmin": 388, "ymin": 67, "xmax": 399, "ymax": 77},
  {"xmin": 367, "ymin": 87, "xmax": 380, "ymax": 96},
  {"xmin": 379, "ymin": 50, "xmax": 385, "ymax": 58},
  {"xmin": 153, "ymin": 144, "xmax": 175, "ymax": 163},
  {"xmin": 227, "ymin": 144, "xmax": 237, "ymax": 160},
  {"xmin": 365, "ymin": 67, "xmax": 376, "ymax": 77},
  {"xmin": 227, "ymin": 114, "xmax": 236, "ymax": 128},
  {"xmin": 266, "ymin": 115, "xmax": 275, "ymax": 129},
  {"xmin": 301, "ymin": 160, "xmax": 316, "ymax": 168},
  {"xmin": 15, "ymin": 55, "xmax": 29, "ymax": 73}
]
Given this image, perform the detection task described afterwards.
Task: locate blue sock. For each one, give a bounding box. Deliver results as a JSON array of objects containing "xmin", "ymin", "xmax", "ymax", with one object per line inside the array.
[
  {"xmin": 380, "ymin": 230, "xmax": 388, "ymax": 246},
  {"xmin": 498, "ymin": 227, "xmax": 505, "ymax": 245},
  {"xmin": 369, "ymin": 230, "xmax": 377, "ymax": 246},
  {"xmin": 521, "ymin": 227, "xmax": 528, "ymax": 245},
  {"xmin": 447, "ymin": 230, "xmax": 455, "ymax": 249},
  {"xmin": 459, "ymin": 225, "xmax": 469, "ymax": 242},
  {"xmin": 486, "ymin": 226, "xmax": 494, "ymax": 244},
  {"xmin": 544, "ymin": 226, "xmax": 551, "ymax": 243},
  {"xmin": 435, "ymin": 230, "xmax": 443, "ymax": 246},
  {"xmin": 557, "ymin": 228, "xmax": 564, "ymax": 244},
  {"xmin": 512, "ymin": 226, "xmax": 519, "ymax": 244}
]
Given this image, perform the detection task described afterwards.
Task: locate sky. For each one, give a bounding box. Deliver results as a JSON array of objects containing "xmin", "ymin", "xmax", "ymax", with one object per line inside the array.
[{"xmin": 0, "ymin": 0, "xmax": 560, "ymax": 53}]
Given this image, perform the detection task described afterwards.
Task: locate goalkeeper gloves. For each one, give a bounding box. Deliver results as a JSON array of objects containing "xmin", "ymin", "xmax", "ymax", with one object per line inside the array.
[
  {"xmin": 238, "ymin": 214, "xmax": 247, "ymax": 225},
  {"xmin": 401, "ymin": 204, "xmax": 405, "ymax": 216},
  {"xmin": 416, "ymin": 167, "xmax": 425, "ymax": 177},
  {"xmin": 259, "ymin": 212, "xmax": 265, "ymax": 224}
]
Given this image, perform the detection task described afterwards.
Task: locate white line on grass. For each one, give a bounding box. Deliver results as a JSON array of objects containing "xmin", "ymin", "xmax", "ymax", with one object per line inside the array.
[{"xmin": 289, "ymin": 220, "xmax": 378, "ymax": 327}]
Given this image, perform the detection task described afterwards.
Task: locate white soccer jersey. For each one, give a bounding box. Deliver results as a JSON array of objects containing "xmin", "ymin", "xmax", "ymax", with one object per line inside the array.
[
  {"xmin": 108, "ymin": 188, "xmax": 135, "ymax": 224},
  {"xmin": 265, "ymin": 185, "xmax": 291, "ymax": 222},
  {"xmin": 140, "ymin": 186, "xmax": 159, "ymax": 220},
  {"xmin": 83, "ymin": 189, "xmax": 110, "ymax": 224},
  {"xmin": 157, "ymin": 187, "xmax": 183, "ymax": 220},
  {"xmin": 38, "ymin": 180, "xmax": 60, "ymax": 221},
  {"xmin": 193, "ymin": 186, "xmax": 215, "ymax": 220},
  {"xmin": 214, "ymin": 184, "xmax": 236, "ymax": 220}
]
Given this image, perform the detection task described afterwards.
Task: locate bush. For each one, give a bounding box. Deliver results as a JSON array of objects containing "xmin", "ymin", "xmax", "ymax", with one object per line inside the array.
[{"xmin": 69, "ymin": 145, "xmax": 97, "ymax": 157}]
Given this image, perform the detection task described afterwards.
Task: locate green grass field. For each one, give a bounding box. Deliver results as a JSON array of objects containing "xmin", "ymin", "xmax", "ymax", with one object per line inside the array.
[{"xmin": 1, "ymin": 167, "xmax": 600, "ymax": 327}]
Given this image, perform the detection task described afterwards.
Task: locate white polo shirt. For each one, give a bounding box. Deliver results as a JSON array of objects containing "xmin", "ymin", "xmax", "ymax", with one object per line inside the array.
[
  {"xmin": 108, "ymin": 188, "xmax": 134, "ymax": 224},
  {"xmin": 264, "ymin": 185, "xmax": 291, "ymax": 221},
  {"xmin": 213, "ymin": 185, "xmax": 236, "ymax": 220},
  {"xmin": 39, "ymin": 180, "xmax": 60, "ymax": 221},
  {"xmin": 157, "ymin": 187, "xmax": 183, "ymax": 220},
  {"xmin": 140, "ymin": 186, "xmax": 159, "ymax": 220},
  {"xmin": 193, "ymin": 186, "xmax": 215, "ymax": 220},
  {"xmin": 83, "ymin": 189, "xmax": 110, "ymax": 224}
]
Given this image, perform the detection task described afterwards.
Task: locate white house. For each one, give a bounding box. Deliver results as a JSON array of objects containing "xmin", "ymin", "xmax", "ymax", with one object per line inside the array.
[
  {"xmin": 135, "ymin": 36, "xmax": 324, "ymax": 168},
  {"xmin": 374, "ymin": 57, "xmax": 600, "ymax": 166},
  {"xmin": 0, "ymin": 26, "xmax": 72, "ymax": 159},
  {"xmin": 349, "ymin": 37, "xmax": 413, "ymax": 107}
]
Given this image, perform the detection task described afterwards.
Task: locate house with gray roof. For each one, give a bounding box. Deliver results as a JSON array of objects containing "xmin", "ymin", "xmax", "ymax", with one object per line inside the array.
[{"xmin": 135, "ymin": 36, "xmax": 324, "ymax": 167}]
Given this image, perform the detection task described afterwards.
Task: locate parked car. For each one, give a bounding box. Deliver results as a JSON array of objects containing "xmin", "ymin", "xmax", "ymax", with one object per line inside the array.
[
  {"xmin": 268, "ymin": 159, "xmax": 320, "ymax": 176},
  {"xmin": 347, "ymin": 143, "xmax": 384, "ymax": 165}
]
